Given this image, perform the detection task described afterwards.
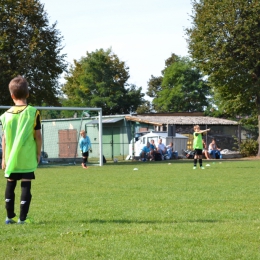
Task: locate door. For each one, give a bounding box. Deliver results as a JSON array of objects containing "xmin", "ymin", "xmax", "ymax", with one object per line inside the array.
[
  {"xmin": 103, "ymin": 127, "xmax": 120, "ymax": 159},
  {"xmin": 58, "ymin": 129, "xmax": 78, "ymax": 158}
]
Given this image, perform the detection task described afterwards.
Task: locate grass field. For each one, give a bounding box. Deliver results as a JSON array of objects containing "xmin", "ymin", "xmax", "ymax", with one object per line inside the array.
[{"xmin": 0, "ymin": 159, "xmax": 260, "ymax": 260}]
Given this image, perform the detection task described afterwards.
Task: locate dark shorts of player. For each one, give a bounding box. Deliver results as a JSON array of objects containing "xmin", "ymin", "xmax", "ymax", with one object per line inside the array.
[
  {"xmin": 6, "ymin": 172, "xmax": 35, "ymax": 180},
  {"xmin": 82, "ymin": 151, "xmax": 89, "ymax": 157},
  {"xmin": 194, "ymin": 149, "xmax": 203, "ymax": 156}
]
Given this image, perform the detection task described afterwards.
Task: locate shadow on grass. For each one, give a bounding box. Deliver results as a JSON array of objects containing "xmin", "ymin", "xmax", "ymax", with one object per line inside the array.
[
  {"xmin": 87, "ymin": 218, "xmax": 220, "ymax": 224},
  {"xmin": 37, "ymin": 218, "xmax": 221, "ymax": 225}
]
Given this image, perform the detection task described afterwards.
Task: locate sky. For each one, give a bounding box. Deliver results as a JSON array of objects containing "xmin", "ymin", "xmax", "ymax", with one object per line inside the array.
[{"xmin": 41, "ymin": 0, "xmax": 193, "ymax": 99}]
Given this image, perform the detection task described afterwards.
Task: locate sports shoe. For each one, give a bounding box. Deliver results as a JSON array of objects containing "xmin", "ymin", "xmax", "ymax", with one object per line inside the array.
[
  {"xmin": 200, "ymin": 166, "xmax": 205, "ymax": 170},
  {"xmin": 17, "ymin": 218, "xmax": 33, "ymax": 224},
  {"xmin": 193, "ymin": 166, "xmax": 197, "ymax": 170},
  {"xmin": 5, "ymin": 215, "xmax": 18, "ymax": 224}
]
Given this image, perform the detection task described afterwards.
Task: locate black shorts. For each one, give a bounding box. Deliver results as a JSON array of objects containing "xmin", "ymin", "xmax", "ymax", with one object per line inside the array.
[
  {"xmin": 6, "ymin": 172, "xmax": 35, "ymax": 180},
  {"xmin": 82, "ymin": 151, "xmax": 89, "ymax": 157},
  {"xmin": 194, "ymin": 149, "xmax": 203, "ymax": 156}
]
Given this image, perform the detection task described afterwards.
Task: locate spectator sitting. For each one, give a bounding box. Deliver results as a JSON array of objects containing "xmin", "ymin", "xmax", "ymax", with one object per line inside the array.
[
  {"xmin": 202, "ymin": 139, "xmax": 210, "ymax": 159},
  {"xmin": 166, "ymin": 142, "xmax": 174, "ymax": 159},
  {"xmin": 140, "ymin": 142, "xmax": 151, "ymax": 161},
  {"xmin": 157, "ymin": 138, "xmax": 167, "ymax": 160},
  {"xmin": 208, "ymin": 138, "xmax": 221, "ymax": 159},
  {"xmin": 149, "ymin": 139, "xmax": 156, "ymax": 161},
  {"xmin": 166, "ymin": 142, "xmax": 178, "ymax": 159}
]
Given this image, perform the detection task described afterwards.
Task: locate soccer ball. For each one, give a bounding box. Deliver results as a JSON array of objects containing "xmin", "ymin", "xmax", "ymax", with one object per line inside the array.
[{"xmin": 114, "ymin": 158, "xmax": 118, "ymax": 163}]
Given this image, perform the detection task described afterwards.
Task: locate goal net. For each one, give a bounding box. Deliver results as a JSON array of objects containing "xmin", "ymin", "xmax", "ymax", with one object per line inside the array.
[{"xmin": 0, "ymin": 106, "xmax": 103, "ymax": 167}]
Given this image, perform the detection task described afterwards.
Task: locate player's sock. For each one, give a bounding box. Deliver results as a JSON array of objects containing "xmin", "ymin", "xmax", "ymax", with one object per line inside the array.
[
  {"xmin": 199, "ymin": 159, "xmax": 202, "ymax": 167},
  {"xmin": 20, "ymin": 181, "xmax": 32, "ymax": 221},
  {"xmin": 5, "ymin": 180, "xmax": 17, "ymax": 219},
  {"xmin": 193, "ymin": 159, "xmax": 197, "ymax": 166}
]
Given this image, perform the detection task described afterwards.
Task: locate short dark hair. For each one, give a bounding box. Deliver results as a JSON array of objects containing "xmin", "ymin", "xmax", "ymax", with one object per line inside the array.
[{"xmin": 9, "ymin": 75, "xmax": 29, "ymax": 99}]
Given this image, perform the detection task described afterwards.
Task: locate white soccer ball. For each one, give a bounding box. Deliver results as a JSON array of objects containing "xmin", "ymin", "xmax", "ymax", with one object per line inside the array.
[{"xmin": 114, "ymin": 158, "xmax": 118, "ymax": 163}]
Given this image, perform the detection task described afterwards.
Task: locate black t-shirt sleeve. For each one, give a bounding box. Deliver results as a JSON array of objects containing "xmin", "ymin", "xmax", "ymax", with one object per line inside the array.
[{"xmin": 34, "ymin": 114, "xmax": 41, "ymax": 130}]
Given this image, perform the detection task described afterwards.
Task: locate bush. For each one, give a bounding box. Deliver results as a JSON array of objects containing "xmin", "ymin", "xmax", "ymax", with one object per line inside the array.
[{"xmin": 239, "ymin": 138, "xmax": 258, "ymax": 157}]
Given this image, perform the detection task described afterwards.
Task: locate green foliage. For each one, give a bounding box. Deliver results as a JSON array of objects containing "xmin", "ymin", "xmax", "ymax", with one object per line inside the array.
[
  {"xmin": 136, "ymin": 100, "xmax": 152, "ymax": 114},
  {"xmin": 204, "ymin": 107, "xmax": 225, "ymax": 118},
  {"xmin": 62, "ymin": 48, "xmax": 145, "ymax": 115},
  {"xmin": 147, "ymin": 55, "xmax": 210, "ymax": 112},
  {"xmin": 146, "ymin": 75, "xmax": 163, "ymax": 99},
  {"xmin": 239, "ymin": 115, "xmax": 259, "ymax": 140},
  {"xmin": 146, "ymin": 54, "xmax": 180, "ymax": 101},
  {"xmin": 238, "ymin": 138, "xmax": 258, "ymax": 157},
  {"xmin": 0, "ymin": 0, "xmax": 67, "ymax": 106},
  {"xmin": 187, "ymin": 0, "xmax": 260, "ymax": 152},
  {"xmin": 40, "ymin": 109, "xmax": 62, "ymax": 120},
  {"xmin": 0, "ymin": 161, "xmax": 260, "ymax": 259}
]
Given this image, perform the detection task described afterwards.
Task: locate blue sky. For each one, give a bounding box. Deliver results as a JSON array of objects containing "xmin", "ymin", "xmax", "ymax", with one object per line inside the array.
[{"xmin": 41, "ymin": 0, "xmax": 193, "ymax": 98}]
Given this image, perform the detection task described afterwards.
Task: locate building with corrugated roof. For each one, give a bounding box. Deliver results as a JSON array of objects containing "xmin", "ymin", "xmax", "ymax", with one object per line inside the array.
[
  {"xmin": 125, "ymin": 112, "xmax": 240, "ymax": 151},
  {"xmin": 19, "ymin": 112, "xmax": 240, "ymax": 162}
]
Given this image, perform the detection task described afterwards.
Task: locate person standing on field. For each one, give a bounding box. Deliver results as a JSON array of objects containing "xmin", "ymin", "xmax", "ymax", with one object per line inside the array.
[
  {"xmin": 193, "ymin": 125, "xmax": 210, "ymax": 170},
  {"xmin": 1, "ymin": 76, "xmax": 42, "ymax": 224},
  {"xmin": 79, "ymin": 130, "xmax": 92, "ymax": 169}
]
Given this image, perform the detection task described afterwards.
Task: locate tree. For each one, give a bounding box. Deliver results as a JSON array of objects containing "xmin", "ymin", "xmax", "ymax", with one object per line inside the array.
[
  {"xmin": 136, "ymin": 101, "xmax": 152, "ymax": 114},
  {"xmin": 147, "ymin": 55, "xmax": 210, "ymax": 112},
  {"xmin": 186, "ymin": 0, "xmax": 260, "ymax": 154},
  {"xmin": 0, "ymin": 0, "xmax": 67, "ymax": 106},
  {"xmin": 146, "ymin": 54, "xmax": 179, "ymax": 100},
  {"xmin": 146, "ymin": 75, "xmax": 163, "ymax": 99},
  {"xmin": 62, "ymin": 48, "xmax": 145, "ymax": 115}
]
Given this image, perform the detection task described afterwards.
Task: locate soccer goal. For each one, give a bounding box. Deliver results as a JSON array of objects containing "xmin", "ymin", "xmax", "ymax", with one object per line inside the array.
[{"xmin": 0, "ymin": 106, "xmax": 104, "ymax": 167}]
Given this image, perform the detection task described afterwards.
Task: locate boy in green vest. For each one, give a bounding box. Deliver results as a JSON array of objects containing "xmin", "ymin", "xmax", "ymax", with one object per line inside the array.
[
  {"xmin": 193, "ymin": 125, "xmax": 210, "ymax": 169},
  {"xmin": 1, "ymin": 76, "xmax": 42, "ymax": 224}
]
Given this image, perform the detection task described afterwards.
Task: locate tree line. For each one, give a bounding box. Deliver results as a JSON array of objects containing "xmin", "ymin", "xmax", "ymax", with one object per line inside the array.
[
  {"xmin": 0, "ymin": 0, "xmax": 211, "ymax": 115},
  {"xmin": 1, "ymin": 0, "xmax": 260, "ymax": 153}
]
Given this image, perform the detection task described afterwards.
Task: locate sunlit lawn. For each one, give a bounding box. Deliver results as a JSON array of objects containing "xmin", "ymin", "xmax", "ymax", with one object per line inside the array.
[{"xmin": 0, "ymin": 159, "xmax": 259, "ymax": 259}]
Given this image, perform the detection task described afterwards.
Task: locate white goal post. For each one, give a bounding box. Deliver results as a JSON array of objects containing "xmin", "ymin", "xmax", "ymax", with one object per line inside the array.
[{"xmin": 0, "ymin": 106, "xmax": 103, "ymax": 167}]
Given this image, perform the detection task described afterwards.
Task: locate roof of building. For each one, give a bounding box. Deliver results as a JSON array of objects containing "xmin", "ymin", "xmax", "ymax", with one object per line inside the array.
[
  {"xmin": 125, "ymin": 114, "xmax": 238, "ymax": 126},
  {"xmin": 40, "ymin": 112, "xmax": 239, "ymax": 126},
  {"xmin": 86, "ymin": 118, "xmax": 123, "ymax": 124}
]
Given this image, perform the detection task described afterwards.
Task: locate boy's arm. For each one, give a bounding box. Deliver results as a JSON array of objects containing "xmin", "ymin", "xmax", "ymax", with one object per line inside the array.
[
  {"xmin": 1, "ymin": 134, "xmax": 5, "ymax": 169},
  {"xmin": 35, "ymin": 129, "xmax": 42, "ymax": 164},
  {"xmin": 198, "ymin": 128, "xmax": 210, "ymax": 134}
]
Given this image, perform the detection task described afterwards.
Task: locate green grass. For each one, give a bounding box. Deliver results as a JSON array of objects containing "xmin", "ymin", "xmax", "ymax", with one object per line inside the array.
[{"xmin": 0, "ymin": 160, "xmax": 260, "ymax": 259}]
